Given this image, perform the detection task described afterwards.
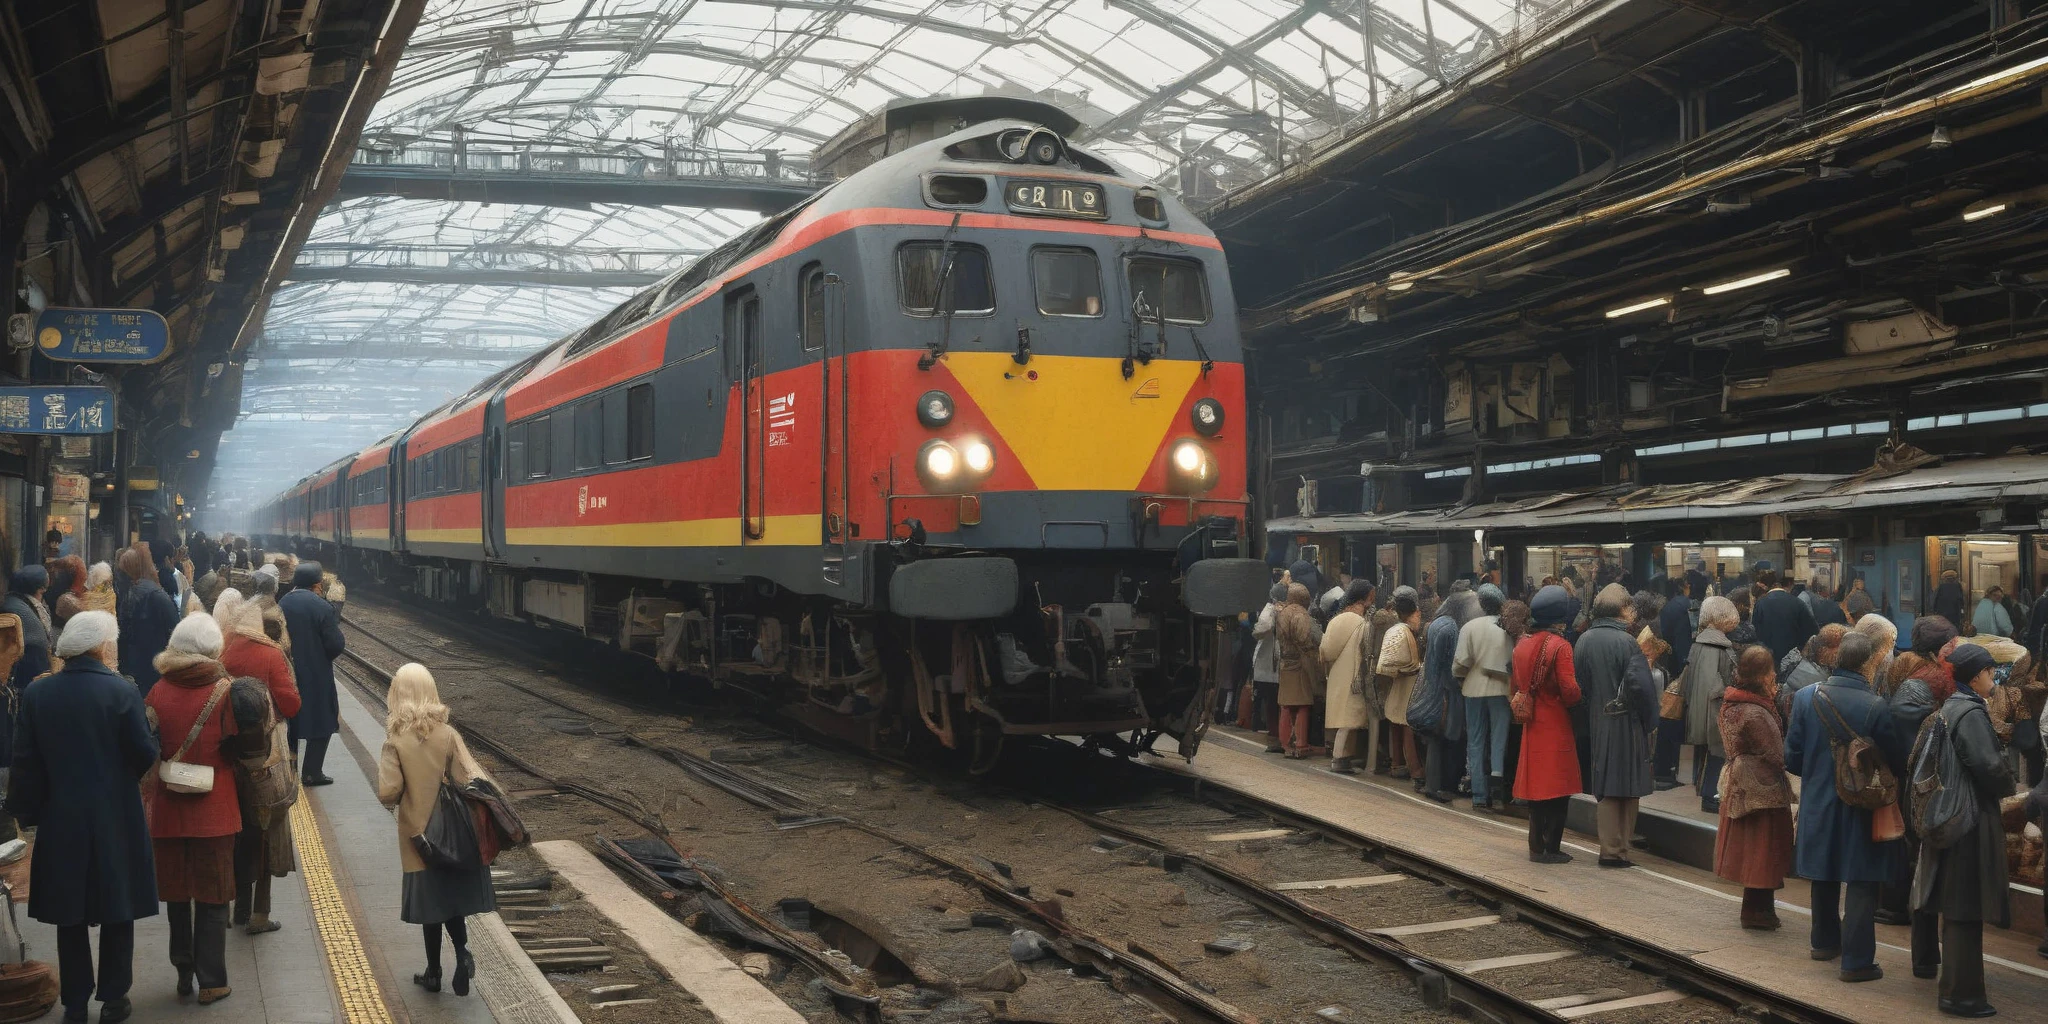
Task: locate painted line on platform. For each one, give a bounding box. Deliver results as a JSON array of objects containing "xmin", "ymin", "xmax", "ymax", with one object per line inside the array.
[
  {"xmin": 292, "ymin": 794, "xmax": 396, "ymax": 1024},
  {"xmin": 1203, "ymin": 728, "xmax": 2048, "ymax": 982}
]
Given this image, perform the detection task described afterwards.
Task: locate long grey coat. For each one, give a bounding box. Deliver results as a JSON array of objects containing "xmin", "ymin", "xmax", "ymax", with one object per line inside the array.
[
  {"xmin": 1912, "ymin": 691, "xmax": 2013, "ymax": 925},
  {"xmin": 1683, "ymin": 630, "xmax": 1734, "ymax": 750},
  {"xmin": 1574, "ymin": 618, "xmax": 1659, "ymax": 799}
]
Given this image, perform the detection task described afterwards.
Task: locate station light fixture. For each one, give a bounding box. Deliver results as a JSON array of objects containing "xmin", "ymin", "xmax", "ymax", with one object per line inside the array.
[
  {"xmin": 1700, "ymin": 268, "xmax": 1791, "ymax": 296},
  {"xmin": 1962, "ymin": 202, "xmax": 2008, "ymax": 222},
  {"xmin": 1605, "ymin": 296, "xmax": 1671, "ymax": 319}
]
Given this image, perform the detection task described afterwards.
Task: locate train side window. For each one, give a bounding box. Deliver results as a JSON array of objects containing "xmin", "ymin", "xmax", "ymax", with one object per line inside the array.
[
  {"xmin": 574, "ymin": 400, "xmax": 602, "ymax": 470},
  {"xmin": 723, "ymin": 288, "xmax": 760, "ymax": 380},
  {"xmin": 1126, "ymin": 256, "xmax": 1210, "ymax": 325},
  {"xmin": 1032, "ymin": 247, "xmax": 1101, "ymax": 317},
  {"xmin": 465, "ymin": 440, "xmax": 481, "ymax": 490},
  {"xmin": 528, "ymin": 415, "xmax": 552, "ymax": 479},
  {"xmin": 627, "ymin": 383, "xmax": 655, "ymax": 461},
  {"xmin": 898, "ymin": 242, "xmax": 993, "ymax": 317},
  {"xmin": 602, "ymin": 390, "xmax": 628, "ymax": 465},
  {"xmin": 800, "ymin": 265, "xmax": 827, "ymax": 351}
]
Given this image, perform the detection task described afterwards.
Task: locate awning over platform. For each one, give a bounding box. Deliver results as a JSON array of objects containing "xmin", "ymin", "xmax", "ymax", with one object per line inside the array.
[{"xmin": 1268, "ymin": 455, "xmax": 2048, "ymax": 537}]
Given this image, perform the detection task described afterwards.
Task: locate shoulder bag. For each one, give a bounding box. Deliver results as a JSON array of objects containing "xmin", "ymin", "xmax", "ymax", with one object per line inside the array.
[
  {"xmin": 160, "ymin": 679, "xmax": 231, "ymax": 795},
  {"xmin": 411, "ymin": 758, "xmax": 482, "ymax": 871},
  {"xmin": 1511, "ymin": 633, "xmax": 1557, "ymax": 725},
  {"xmin": 1814, "ymin": 685, "xmax": 1899, "ymax": 810},
  {"xmin": 1908, "ymin": 703, "xmax": 1981, "ymax": 849},
  {"xmin": 1660, "ymin": 661, "xmax": 1688, "ymax": 722},
  {"xmin": 235, "ymin": 689, "xmax": 299, "ymax": 816}
]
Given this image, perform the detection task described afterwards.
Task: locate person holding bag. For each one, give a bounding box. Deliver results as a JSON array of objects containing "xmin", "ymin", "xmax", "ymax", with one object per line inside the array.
[
  {"xmin": 1378, "ymin": 588, "xmax": 1424, "ymax": 781},
  {"xmin": 1911, "ymin": 644, "xmax": 2013, "ymax": 1017},
  {"xmin": 1320, "ymin": 580, "xmax": 1379, "ymax": 775},
  {"xmin": 377, "ymin": 663, "xmax": 496, "ymax": 996},
  {"xmin": 142, "ymin": 614, "xmax": 241, "ymax": 1005},
  {"xmin": 1715, "ymin": 646, "xmax": 1795, "ymax": 930},
  {"xmin": 1513, "ymin": 586, "xmax": 1582, "ymax": 863}
]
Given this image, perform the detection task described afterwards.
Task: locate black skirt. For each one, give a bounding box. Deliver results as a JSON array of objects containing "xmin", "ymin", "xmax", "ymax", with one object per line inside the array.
[{"xmin": 400, "ymin": 862, "xmax": 496, "ymax": 925}]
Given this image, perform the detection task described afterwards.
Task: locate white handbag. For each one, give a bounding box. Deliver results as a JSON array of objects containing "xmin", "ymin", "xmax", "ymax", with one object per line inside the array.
[{"xmin": 159, "ymin": 679, "xmax": 230, "ymax": 795}]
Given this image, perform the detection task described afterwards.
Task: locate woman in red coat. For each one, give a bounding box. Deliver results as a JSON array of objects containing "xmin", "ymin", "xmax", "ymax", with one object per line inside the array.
[
  {"xmin": 217, "ymin": 590, "xmax": 301, "ymax": 935},
  {"xmin": 144, "ymin": 614, "xmax": 241, "ymax": 1005},
  {"xmin": 1514, "ymin": 584, "xmax": 1582, "ymax": 863}
]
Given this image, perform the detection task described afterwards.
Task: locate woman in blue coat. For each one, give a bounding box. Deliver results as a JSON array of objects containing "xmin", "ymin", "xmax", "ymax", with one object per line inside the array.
[
  {"xmin": 6, "ymin": 611, "xmax": 159, "ymax": 1022},
  {"xmin": 1783, "ymin": 631, "xmax": 1908, "ymax": 983}
]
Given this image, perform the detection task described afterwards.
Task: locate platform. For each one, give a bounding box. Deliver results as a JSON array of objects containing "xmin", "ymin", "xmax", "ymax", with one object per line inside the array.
[
  {"xmin": 1193, "ymin": 727, "xmax": 2048, "ymax": 1024},
  {"xmin": 12, "ymin": 679, "xmax": 573, "ymax": 1024}
]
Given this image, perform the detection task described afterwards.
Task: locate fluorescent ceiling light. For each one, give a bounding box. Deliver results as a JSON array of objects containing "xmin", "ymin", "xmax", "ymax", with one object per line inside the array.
[
  {"xmin": 1605, "ymin": 296, "xmax": 1671, "ymax": 318},
  {"xmin": 1952, "ymin": 54, "xmax": 2048, "ymax": 95},
  {"xmin": 1701, "ymin": 268, "xmax": 1791, "ymax": 295},
  {"xmin": 1963, "ymin": 203, "xmax": 2008, "ymax": 222}
]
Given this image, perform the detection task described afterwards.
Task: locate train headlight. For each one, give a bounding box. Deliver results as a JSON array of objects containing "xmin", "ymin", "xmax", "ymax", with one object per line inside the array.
[
  {"xmin": 921, "ymin": 440, "xmax": 960, "ymax": 485},
  {"xmin": 1169, "ymin": 439, "xmax": 1216, "ymax": 492},
  {"xmin": 917, "ymin": 390, "xmax": 955, "ymax": 429},
  {"xmin": 962, "ymin": 440, "xmax": 995, "ymax": 475},
  {"xmin": 1191, "ymin": 398, "xmax": 1225, "ymax": 437}
]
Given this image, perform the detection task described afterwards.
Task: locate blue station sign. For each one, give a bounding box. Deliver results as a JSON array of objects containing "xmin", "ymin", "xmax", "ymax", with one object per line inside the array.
[
  {"xmin": 0, "ymin": 387, "xmax": 116, "ymax": 435},
  {"xmin": 34, "ymin": 307, "xmax": 170, "ymax": 363}
]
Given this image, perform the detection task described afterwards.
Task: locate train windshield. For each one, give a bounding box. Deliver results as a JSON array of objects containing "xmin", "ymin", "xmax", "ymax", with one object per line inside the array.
[
  {"xmin": 1128, "ymin": 256, "xmax": 1210, "ymax": 325},
  {"xmin": 1032, "ymin": 247, "xmax": 1102, "ymax": 317},
  {"xmin": 899, "ymin": 242, "xmax": 994, "ymax": 316}
]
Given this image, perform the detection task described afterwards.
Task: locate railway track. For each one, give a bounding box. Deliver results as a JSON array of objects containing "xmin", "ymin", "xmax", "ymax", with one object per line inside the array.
[{"xmin": 334, "ymin": 591, "xmax": 1862, "ymax": 1024}]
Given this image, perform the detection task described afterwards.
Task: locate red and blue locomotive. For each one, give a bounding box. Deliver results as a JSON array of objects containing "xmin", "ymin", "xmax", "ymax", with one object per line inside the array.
[{"xmin": 258, "ymin": 98, "xmax": 1270, "ymax": 764}]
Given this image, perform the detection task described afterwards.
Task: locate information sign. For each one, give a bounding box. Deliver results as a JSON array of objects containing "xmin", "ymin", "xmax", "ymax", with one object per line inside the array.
[
  {"xmin": 34, "ymin": 307, "xmax": 170, "ymax": 363},
  {"xmin": 0, "ymin": 387, "xmax": 116, "ymax": 435}
]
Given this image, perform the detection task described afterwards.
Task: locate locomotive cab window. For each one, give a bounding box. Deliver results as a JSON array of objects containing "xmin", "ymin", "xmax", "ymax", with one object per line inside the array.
[
  {"xmin": 1127, "ymin": 256, "xmax": 1210, "ymax": 325},
  {"xmin": 898, "ymin": 242, "xmax": 993, "ymax": 317},
  {"xmin": 800, "ymin": 265, "xmax": 827, "ymax": 351},
  {"xmin": 1032, "ymin": 248, "xmax": 1102, "ymax": 317}
]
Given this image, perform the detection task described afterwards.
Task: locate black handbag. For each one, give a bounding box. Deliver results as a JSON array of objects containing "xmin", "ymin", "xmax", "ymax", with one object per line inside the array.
[{"xmin": 411, "ymin": 773, "xmax": 481, "ymax": 871}]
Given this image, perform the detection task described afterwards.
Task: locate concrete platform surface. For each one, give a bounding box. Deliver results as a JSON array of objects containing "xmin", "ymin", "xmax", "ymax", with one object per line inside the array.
[{"xmin": 1188, "ymin": 729, "xmax": 2048, "ymax": 1024}]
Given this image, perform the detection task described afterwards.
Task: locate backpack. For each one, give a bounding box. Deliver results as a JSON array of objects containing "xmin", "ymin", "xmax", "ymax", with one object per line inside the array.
[
  {"xmin": 1814, "ymin": 685, "xmax": 1899, "ymax": 810},
  {"xmin": 1908, "ymin": 702, "xmax": 1980, "ymax": 849}
]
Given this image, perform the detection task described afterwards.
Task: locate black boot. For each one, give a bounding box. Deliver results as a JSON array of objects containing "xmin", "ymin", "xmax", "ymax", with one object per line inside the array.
[
  {"xmin": 452, "ymin": 949, "xmax": 475, "ymax": 997},
  {"xmin": 414, "ymin": 969, "xmax": 441, "ymax": 993}
]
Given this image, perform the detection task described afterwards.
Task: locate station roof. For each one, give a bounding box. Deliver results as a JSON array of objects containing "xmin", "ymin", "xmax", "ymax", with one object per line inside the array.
[
  {"xmin": 4, "ymin": 0, "xmax": 422, "ymax": 500},
  {"xmin": 210, "ymin": 0, "xmax": 1585, "ymax": 511},
  {"xmin": 1269, "ymin": 453, "xmax": 2048, "ymax": 538}
]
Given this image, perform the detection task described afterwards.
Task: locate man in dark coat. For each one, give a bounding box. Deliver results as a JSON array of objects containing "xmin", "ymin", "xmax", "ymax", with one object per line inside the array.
[
  {"xmin": 281, "ymin": 561, "xmax": 347, "ymax": 786},
  {"xmin": 1930, "ymin": 570, "xmax": 1967, "ymax": 631},
  {"xmin": 1808, "ymin": 580, "xmax": 1850, "ymax": 628},
  {"xmin": 6, "ymin": 610, "xmax": 159, "ymax": 1022},
  {"xmin": 1573, "ymin": 584, "xmax": 1658, "ymax": 867},
  {"xmin": 113, "ymin": 545, "xmax": 176, "ymax": 695},
  {"xmin": 1784, "ymin": 631, "xmax": 1908, "ymax": 983},
  {"xmin": 1912, "ymin": 644, "xmax": 2012, "ymax": 1016},
  {"xmin": 1752, "ymin": 568, "xmax": 1818, "ymax": 664}
]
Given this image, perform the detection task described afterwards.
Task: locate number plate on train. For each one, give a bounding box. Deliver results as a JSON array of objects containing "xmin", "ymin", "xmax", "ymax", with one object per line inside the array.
[{"xmin": 1004, "ymin": 179, "xmax": 1108, "ymax": 219}]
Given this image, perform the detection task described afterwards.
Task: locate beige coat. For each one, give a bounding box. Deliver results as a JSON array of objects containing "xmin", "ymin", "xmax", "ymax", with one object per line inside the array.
[
  {"xmin": 1321, "ymin": 609, "xmax": 1384, "ymax": 730},
  {"xmin": 1379, "ymin": 621, "xmax": 1421, "ymax": 726},
  {"xmin": 377, "ymin": 721, "xmax": 481, "ymax": 873}
]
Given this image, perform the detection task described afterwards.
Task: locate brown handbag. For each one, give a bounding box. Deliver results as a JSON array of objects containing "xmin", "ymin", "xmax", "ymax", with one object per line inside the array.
[{"xmin": 1660, "ymin": 678, "xmax": 1686, "ymax": 721}]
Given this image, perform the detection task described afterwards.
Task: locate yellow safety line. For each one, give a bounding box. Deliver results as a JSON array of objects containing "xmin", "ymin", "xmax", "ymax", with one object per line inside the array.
[{"xmin": 290, "ymin": 795, "xmax": 396, "ymax": 1024}]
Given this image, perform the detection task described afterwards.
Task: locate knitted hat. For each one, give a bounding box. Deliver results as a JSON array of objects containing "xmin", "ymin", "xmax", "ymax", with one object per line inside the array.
[
  {"xmin": 254, "ymin": 562, "xmax": 279, "ymax": 580},
  {"xmin": 54, "ymin": 610, "xmax": 118, "ymax": 658},
  {"xmin": 168, "ymin": 612, "xmax": 224, "ymax": 658},
  {"xmin": 1531, "ymin": 585, "xmax": 1571, "ymax": 626},
  {"xmin": 1910, "ymin": 615, "xmax": 1957, "ymax": 655},
  {"xmin": 1476, "ymin": 582, "xmax": 1504, "ymax": 605},
  {"xmin": 1947, "ymin": 644, "xmax": 1995, "ymax": 687}
]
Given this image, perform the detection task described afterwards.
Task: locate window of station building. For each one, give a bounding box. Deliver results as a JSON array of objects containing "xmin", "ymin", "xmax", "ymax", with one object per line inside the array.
[
  {"xmin": 1126, "ymin": 256, "xmax": 1210, "ymax": 325},
  {"xmin": 627, "ymin": 384, "xmax": 655, "ymax": 461},
  {"xmin": 800, "ymin": 265, "xmax": 828, "ymax": 350},
  {"xmin": 1032, "ymin": 247, "xmax": 1102, "ymax": 317},
  {"xmin": 898, "ymin": 242, "xmax": 994, "ymax": 316},
  {"xmin": 527, "ymin": 415, "xmax": 552, "ymax": 479},
  {"xmin": 574, "ymin": 400, "xmax": 603, "ymax": 470}
]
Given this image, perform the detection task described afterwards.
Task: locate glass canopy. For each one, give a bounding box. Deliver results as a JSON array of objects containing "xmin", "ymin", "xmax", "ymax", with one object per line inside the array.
[{"xmin": 212, "ymin": 0, "xmax": 1569, "ymax": 512}]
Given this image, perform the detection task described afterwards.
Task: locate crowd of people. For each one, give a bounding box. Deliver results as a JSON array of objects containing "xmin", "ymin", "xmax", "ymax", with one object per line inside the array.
[
  {"xmin": 1238, "ymin": 559, "xmax": 2048, "ymax": 1018},
  {"xmin": 0, "ymin": 533, "xmax": 494, "ymax": 1023}
]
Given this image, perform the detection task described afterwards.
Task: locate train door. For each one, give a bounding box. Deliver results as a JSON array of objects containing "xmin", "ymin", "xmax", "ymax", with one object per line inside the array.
[
  {"xmin": 482, "ymin": 394, "xmax": 507, "ymax": 561},
  {"xmin": 391, "ymin": 433, "xmax": 412, "ymax": 553},
  {"xmin": 727, "ymin": 287, "xmax": 766, "ymax": 541},
  {"xmin": 808, "ymin": 265, "xmax": 851, "ymax": 583}
]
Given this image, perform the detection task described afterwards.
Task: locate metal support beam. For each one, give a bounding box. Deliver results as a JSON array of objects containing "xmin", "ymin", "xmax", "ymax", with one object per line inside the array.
[
  {"xmin": 334, "ymin": 162, "xmax": 818, "ymax": 212},
  {"xmin": 285, "ymin": 264, "xmax": 662, "ymax": 287}
]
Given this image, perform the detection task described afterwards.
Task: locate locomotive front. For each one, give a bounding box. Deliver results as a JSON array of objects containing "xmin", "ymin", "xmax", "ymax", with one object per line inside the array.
[{"xmin": 833, "ymin": 106, "xmax": 1272, "ymax": 761}]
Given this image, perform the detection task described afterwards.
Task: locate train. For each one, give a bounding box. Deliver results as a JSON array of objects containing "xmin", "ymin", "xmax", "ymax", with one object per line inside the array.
[{"xmin": 254, "ymin": 97, "xmax": 1271, "ymax": 767}]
